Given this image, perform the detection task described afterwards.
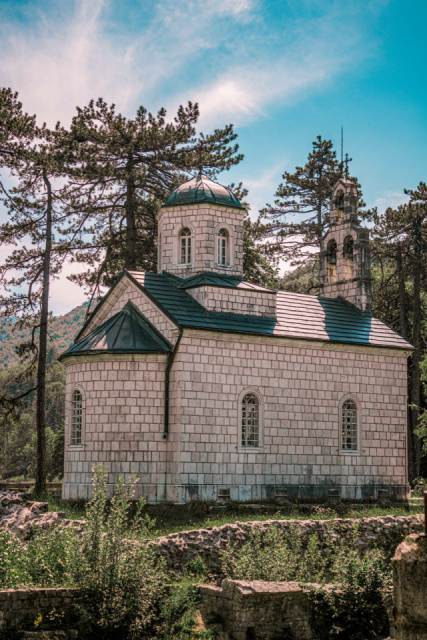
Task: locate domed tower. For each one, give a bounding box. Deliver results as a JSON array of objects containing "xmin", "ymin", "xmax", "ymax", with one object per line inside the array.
[
  {"xmin": 157, "ymin": 172, "xmax": 245, "ymax": 278},
  {"xmin": 319, "ymin": 178, "xmax": 372, "ymax": 314}
]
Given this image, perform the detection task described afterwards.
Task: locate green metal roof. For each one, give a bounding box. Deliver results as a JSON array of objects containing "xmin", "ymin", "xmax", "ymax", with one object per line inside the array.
[
  {"xmin": 71, "ymin": 271, "xmax": 413, "ymax": 352},
  {"xmin": 178, "ymin": 272, "xmax": 276, "ymax": 293},
  {"xmin": 60, "ymin": 302, "xmax": 172, "ymax": 360},
  {"xmin": 162, "ymin": 172, "xmax": 245, "ymax": 210}
]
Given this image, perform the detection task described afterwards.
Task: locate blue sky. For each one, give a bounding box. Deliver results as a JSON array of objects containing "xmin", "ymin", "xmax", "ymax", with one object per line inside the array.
[{"xmin": 0, "ymin": 0, "xmax": 426, "ymax": 312}]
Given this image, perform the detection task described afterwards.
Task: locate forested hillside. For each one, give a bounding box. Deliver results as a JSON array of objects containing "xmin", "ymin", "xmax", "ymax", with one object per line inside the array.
[{"xmin": 0, "ymin": 303, "xmax": 89, "ymax": 370}]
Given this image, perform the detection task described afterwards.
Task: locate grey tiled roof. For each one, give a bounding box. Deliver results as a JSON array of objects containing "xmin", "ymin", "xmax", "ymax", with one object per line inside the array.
[
  {"xmin": 71, "ymin": 270, "xmax": 412, "ymax": 351},
  {"xmin": 128, "ymin": 272, "xmax": 412, "ymax": 350}
]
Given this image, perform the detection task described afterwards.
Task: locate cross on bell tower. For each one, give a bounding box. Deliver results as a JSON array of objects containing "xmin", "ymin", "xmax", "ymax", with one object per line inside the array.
[{"xmin": 343, "ymin": 153, "xmax": 352, "ymax": 179}]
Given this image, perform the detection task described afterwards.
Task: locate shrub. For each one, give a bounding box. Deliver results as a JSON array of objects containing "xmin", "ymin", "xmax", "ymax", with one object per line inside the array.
[
  {"xmin": 221, "ymin": 523, "xmax": 392, "ymax": 640},
  {"xmin": 74, "ymin": 465, "xmax": 166, "ymax": 640},
  {"xmin": 161, "ymin": 583, "xmax": 214, "ymax": 640},
  {"xmin": 412, "ymin": 476, "xmax": 427, "ymax": 497},
  {"xmin": 0, "ymin": 524, "xmax": 79, "ymax": 588}
]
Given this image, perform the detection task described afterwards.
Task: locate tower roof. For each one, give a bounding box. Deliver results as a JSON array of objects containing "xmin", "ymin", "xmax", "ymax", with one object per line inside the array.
[{"xmin": 162, "ymin": 172, "xmax": 245, "ymax": 210}]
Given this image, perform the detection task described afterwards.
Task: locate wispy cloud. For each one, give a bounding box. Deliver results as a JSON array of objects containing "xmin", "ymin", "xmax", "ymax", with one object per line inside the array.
[
  {"xmin": 0, "ymin": 0, "xmax": 377, "ymax": 129},
  {"xmin": 374, "ymin": 191, "xmax": 410, "ymax": 214}
]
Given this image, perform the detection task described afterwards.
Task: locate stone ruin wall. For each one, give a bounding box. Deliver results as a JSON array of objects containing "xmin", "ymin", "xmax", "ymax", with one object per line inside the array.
[
  {"xmin": 156, "ymin": 514, "xmax": 424, "ymax": 575},
  {"xmin": 0, "ymin": 588, "xmax": 79, "ymax": 632}
]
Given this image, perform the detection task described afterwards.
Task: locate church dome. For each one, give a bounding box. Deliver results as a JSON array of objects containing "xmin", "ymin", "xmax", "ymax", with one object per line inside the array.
[{"xmin": 162, "ymin": 172, "xmax": 245, "ymax": 210}]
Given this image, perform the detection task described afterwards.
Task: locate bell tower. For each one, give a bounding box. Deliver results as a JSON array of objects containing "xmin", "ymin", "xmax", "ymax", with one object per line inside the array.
[{"xmin": 319, "ymin": 178, "xmax": 372, "ymax": 314}]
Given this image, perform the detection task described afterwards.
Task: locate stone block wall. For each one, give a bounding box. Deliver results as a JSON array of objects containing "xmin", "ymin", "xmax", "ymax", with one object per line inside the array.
[
  {"xmin": 0, "ymin": 588, "xmax": 79, "ymax": 632},
  {"xmin": 62, "ymin": 353, "xmax": 177, "ymax": 503},
  {"xmin": 186, "ymin": 286, "xmax": 277, "ymax": 317},
  {"xmin": 174, "ymin": 330, "xmax": 408, "ymax": 503},
  {"xmin": 157, "ymin": 203, "xmax": 244, "ymax": 278}
]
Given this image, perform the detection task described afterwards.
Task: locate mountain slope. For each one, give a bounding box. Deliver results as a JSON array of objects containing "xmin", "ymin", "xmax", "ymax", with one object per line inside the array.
[{"xmin": 0, "ymin": 303, "xmax": 90, "ymax": 370}]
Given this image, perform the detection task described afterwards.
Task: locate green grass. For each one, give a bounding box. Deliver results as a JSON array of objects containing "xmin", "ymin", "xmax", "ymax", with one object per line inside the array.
[{"xmin": 42, "ymin": 493, "xmax": 423, "ymax": 537}]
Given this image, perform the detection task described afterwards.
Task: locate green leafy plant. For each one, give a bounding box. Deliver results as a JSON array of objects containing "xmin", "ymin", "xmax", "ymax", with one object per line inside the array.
[
  {"xmin": 412, "ymin": 476, "xmax": 427, "ymax": 496},
  {"xmin": 73, "ymin": 465, "xmax": 166, "ymax": 640},
  {"xmin": 221, "ymin": 523, "xmax": 392, "ymax": 640}
]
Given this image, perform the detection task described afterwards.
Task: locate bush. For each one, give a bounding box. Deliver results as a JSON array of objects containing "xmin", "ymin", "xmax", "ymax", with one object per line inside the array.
[
  {"xmin": 412, "ymin": 476, "xmax": 427, "ymax": 497},
  {"xmin": 221, "ymin": 523, "xmax": 392, "ymax": 640},
  {"xmin": 0, "ymin": 524, "xmax": 79, "ymax": 588},
  {"xmin": 73, "ymin": 465, "xmax": 166, "ymax": 640}
]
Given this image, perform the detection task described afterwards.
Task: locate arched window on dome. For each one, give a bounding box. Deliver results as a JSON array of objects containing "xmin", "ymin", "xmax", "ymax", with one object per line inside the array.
[
  {"xmin": 326, "ymin": 239, "xmax": 337, "ymax": 282},
  {"xmin": 71, "ymin": 389, "xmax": 83, "ymax": 446},
  {"xmin": 179, "ymin": 228, "xmax": 192, "ymax": 265},
  {"xmin": 217, "ymin": 228, "xmax": 229, "ymax": 266}
]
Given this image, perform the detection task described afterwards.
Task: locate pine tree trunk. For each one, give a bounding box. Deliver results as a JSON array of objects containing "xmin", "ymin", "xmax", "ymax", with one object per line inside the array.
[
  {"xmin": 408, "ymin": 217, "xmax": 422, "ymax": 482},
  {"xmin": 34, "ymin": 169, "xmax": 52, "ymax": 494},
  {"xmin": 396, "ymin": 245, "xmax": 408, "ymax": 340},
  {"xmin": 125, "ymin": 157, "xmax": 137, "ymax": 270}
]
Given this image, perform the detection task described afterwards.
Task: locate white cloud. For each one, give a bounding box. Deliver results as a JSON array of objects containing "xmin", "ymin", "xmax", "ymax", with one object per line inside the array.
[{"xmin": 374, "ymin": 191, "xmax": 410, "ymax": 214}]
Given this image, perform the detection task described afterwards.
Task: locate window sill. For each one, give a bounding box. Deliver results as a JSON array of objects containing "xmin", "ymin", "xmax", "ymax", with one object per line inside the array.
[
  {"xmin": 67, "ymin": 445, "xmax": 85, "ymax": 450},
  {"xmin": 340, "ymin": 450, "xmax": 362, "ymax": 455},
  {"xmin": 238, "ymin": 447, "xmax": 265, "ymax": 454}
]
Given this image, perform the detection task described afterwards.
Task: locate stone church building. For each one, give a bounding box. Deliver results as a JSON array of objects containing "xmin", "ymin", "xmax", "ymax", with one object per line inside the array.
[{"xmin": 60, "ymin": 174, "xmax": 411, "ymax": 503}]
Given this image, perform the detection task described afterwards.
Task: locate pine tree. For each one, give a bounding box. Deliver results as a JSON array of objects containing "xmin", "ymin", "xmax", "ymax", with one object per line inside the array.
[
  {"xmin": 0, "ymin": 89, "xmax": 74, "ymax": 492},
  {"xmin": 373, "ymin": 185, "xmax": 427, "ymax": 481},
  {"xmin": 61, "ymin": 99, "xmax": 244, "ymax": 305},
  {"xmin": 261, "ymin": 136, "xmax": 365, "ymax": 280}
]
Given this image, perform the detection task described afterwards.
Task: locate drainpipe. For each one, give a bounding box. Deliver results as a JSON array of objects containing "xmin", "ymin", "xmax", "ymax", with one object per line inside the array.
[{"xmin": 163, "ymin": 328, "xmax": 183, "ymax": 439}]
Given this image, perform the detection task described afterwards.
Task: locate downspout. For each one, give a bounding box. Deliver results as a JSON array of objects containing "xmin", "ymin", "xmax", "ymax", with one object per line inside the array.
[{"xmin": 163, "ymin": 327, "xmax": 184, "ymax": 439}]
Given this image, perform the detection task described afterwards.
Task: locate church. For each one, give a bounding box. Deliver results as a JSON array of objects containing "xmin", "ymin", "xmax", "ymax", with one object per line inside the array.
[{"xmin": 60, "ymin": 173, "xmax": 412, "ymax": 503}]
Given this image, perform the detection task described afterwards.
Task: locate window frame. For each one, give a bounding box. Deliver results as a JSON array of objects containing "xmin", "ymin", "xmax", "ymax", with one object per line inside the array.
[
  {"xmin": 339, "ymin": 394, "xmax": 361, "ymax": 454},
  {"xmin": 238, "ymin": 389, "xmax": 264, "ymax": 452},
  {"xmin": 178, "ymin": 227, "xmax": 192, "ymax": 265},
  {"xmin": 214, "ymin": 223, "xmax": 233, "ymax": 270},
  {"xmin": 217, "ymin": 228, "xmax": 230, "ymax": 266},
  {"xmin": 69, "ymin": 386, "xmax": 85, "ymax": 448}
]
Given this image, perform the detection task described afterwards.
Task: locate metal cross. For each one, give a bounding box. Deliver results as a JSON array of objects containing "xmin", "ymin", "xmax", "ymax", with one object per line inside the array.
[{"xmin": 344, "ymin": 153, "xmax": 352, "ymax": 179}]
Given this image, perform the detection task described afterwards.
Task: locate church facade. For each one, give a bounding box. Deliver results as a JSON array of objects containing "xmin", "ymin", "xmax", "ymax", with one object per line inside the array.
[{"xmin": 60, "ymin": 174, "xmax": 412, "ymax": 503}]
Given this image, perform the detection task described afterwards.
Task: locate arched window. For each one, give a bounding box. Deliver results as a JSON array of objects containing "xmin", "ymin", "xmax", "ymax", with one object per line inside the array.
[
  {"xmin": 179, "ymin": 228, "xmax": 192, "ymax": 265},
  {"xmin": 241, "ymin": 393, "xmax": 259, "ymax": 447},
  {"xmin": 71, "ymin": 389, "xmax": 83, "ymax": 446},
  {"xmin": 336, "ymin": 189, "xmax": 344, "ymax": 220},
  {"xmin": 327, "ymin": 239, "xmax": 337, "ymax": 282},
  {"xmin": 343, "ymin": 235, "xmax": 354, "ymax": 279},
  {"xmin": 341, "ymin": 399, "xmax": 358, "ymax": 451},
  {"xmin": 217, "ymin": 228, "xmax": 229, "ymax": 266}
]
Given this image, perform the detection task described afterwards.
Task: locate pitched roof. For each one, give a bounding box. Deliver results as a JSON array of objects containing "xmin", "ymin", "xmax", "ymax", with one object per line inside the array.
[
  {"xmin": 72, "ymin": 270, "xmax": 412, "ymax": 352},
  {"xmin": 127, "ymin": 272, "xmax": 412, "ymax": 350},
  {"xmin": 60, "ymin": 301, "xmax": 172, "ymax": 360},
  {"xmin": 162, "ymin": 172, "xmax": 245, "ymax": 210}
]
